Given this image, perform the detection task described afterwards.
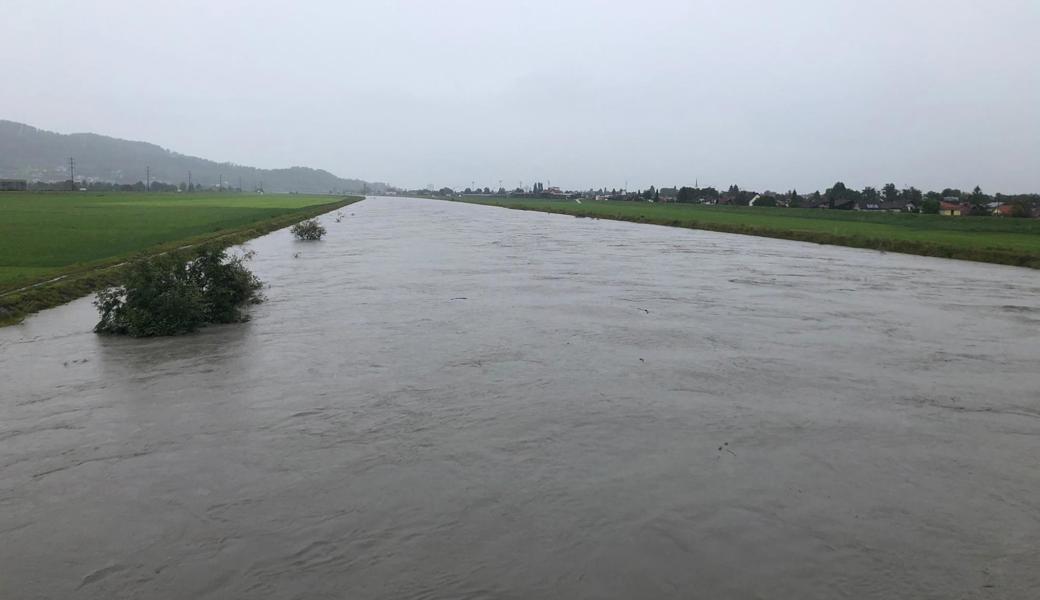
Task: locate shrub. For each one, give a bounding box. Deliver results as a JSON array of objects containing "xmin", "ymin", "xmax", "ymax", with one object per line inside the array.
[
  {"xmin": 291, "ymin": 219, "xmax": 326, "ymax": 240},
  {"xmin": 94, "ymin": 247, "xmax": 263, "ymax": 337}
]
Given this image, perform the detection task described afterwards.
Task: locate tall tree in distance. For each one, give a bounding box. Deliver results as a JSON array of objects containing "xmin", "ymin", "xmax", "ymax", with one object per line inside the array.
[
  {"xmin": 882, "ymin": 183, "xmax": 899, "ymax": 203},
  {"xmin": 902, "ymin": 187, "xmax": 923, "ymax": 209}
]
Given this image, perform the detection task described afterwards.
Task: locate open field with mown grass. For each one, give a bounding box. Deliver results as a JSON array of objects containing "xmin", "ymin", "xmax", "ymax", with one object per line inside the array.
[
  {"xmin": 455, "ymin": 197, "xmax": 1040, "ymax": 269},
  {"xmin": 0, "ymin": 192, "xmax": 361, "ymax": 324}
]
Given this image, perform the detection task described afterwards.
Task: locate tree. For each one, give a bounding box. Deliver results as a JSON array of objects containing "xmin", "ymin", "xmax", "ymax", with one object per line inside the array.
[
  {"xmin": 1009, "ymin": 199, "xmax": 1033, "ymax": 218},
  {"xmin": 902, "ymin": 187, "xmax": 923, "ymax": 207},
  {"xmin": 882, "ymin": 183, "xmax": 899, "ymax": 203},
  {"xmin": 921, "ymin": 198, "xmax": 940, "ymax": 214},
  {"xmin": 862, "ymin": 186, "xmax": 879, "ymax": 203},
  {"xmin": 94, "ymin": 247, "xmax": 263, "ymax": 337},
  {"xmin": 963, "ymin": 186, "xmax": 990, "ymax": 216},
  {"xmin": 291, "ymin": 219, "xmax": 327, "ymax": 241},
  {"xmin": 825, "ymin": 182, "xmax": 854, "ymax": 209}
]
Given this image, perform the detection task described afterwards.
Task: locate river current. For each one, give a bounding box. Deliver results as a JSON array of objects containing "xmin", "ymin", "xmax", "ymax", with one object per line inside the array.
[{"xmin": 2, "ymin": 197, "xmax": 1038, "ymax": 599}]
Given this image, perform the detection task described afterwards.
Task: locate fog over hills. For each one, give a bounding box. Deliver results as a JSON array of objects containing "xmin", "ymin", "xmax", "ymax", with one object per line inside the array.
[{"xmin": 0, "ymin": 120, "xmax": 386, "ymax": 194}]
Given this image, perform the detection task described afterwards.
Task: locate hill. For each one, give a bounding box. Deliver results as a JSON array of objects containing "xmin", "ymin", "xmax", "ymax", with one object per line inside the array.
[{"xmin": 0, "ymin": 120, "xmax": 386, "ymax": 194}]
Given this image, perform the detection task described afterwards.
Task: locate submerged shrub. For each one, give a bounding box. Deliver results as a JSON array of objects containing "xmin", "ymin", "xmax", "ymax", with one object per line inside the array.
[
  {"xmin": 94, "ymin": 247, "xmax": 263, "ymax": 337},
  {"xmin": 291, "ymin": 219, "xmax": 326, "ymax": 241}
]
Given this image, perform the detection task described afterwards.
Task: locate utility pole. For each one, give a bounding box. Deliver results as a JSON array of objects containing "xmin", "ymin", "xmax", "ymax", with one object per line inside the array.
[
  {"xmin": 68, "ymin": 157, "xmax": 75, "ymax": 190},
  {"xmin": 146, "ymin": 166, "xmax": 150, "ymax": 191},
  {"xmin": 219, "ymin": 173, "xmax": 223, "ymax": 191},
  {"xmin": 238, "ymin": 176, "xmax": 242, "ymax": 192},
  {"xmin": 188, "ymin": 170, "xmax": 192, "ymax": 192}
]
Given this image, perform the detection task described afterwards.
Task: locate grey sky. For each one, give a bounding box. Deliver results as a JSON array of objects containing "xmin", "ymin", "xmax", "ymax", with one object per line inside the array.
[{"xmin": 4, "ymin": 0, "xmax": 1038, "ymax": 192}]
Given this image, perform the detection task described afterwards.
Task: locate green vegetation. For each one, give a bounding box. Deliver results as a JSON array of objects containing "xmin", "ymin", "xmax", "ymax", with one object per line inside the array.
[
  {"xmin": 291, "ymin": 219, "xmax": 327, "ymax": 241},
  {"xmin": 455, "ymin": 198, "xmax": 1040, "ymax": 268},
  {"xmin": 95, "ymin": 246, "xmax": 263, "ymax": 337},
  {"xmin": 0, "ymin": 192, "xmax": 361, "ymax": 325}
]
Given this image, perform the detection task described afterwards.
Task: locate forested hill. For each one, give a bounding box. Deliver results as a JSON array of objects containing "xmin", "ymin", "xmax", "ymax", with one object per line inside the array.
[{"xmin": 0, "ymin": 120, "xmax": 385, "ymax": 194}]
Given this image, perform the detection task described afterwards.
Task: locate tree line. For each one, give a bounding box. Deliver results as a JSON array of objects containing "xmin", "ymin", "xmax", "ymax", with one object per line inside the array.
[{"xmin": 664, "ymin": 182, "xmax": 1038, "ymax": 217}]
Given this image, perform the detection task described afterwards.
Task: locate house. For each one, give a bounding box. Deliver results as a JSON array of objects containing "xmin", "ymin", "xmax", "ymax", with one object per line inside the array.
[
  {"xmin": 830, "ymin": 196, "xmax": 856, "ymax": 210},
  {"xmin": 0, "ymin": 179, "xmax": 28, "ymax": 192},
  {"xmin": 879, "ymin": 200, "xmax": 906, "ymax": 212},
  {"xmin": 992, "ymin": 204, "xmax": 1015, "ymax": 217},
  {"xmin": 939, "ymin": 201, "xmax": 968, "ymax": 216},
  {"xmin": 802, "ymin": 195, "xmax": 828, "ymax": 209}
]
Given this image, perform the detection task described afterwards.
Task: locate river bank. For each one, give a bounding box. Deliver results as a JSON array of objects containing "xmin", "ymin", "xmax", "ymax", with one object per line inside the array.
[
  {"xmin": 452, "ymin": 197, "xmax": 1040, "ymax": 269},
  {"xmin": 0, "ymin": 194, "xmax": 362, "ymax": 326}
]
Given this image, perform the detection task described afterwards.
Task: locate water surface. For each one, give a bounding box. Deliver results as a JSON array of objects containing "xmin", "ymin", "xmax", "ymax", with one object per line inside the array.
[{"xmin": 2, "ymin": 197, "xmax": 1038, "ymax": 599}]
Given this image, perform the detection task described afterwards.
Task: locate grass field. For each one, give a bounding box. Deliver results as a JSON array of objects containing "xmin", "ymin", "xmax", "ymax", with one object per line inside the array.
[
  {"xmin": 455, "ymin": 197, "xmax": 1040, "ymax": 268},
  {"xmin": 0, "ymin": 192, "xmax": 360, "ymax": 324}
]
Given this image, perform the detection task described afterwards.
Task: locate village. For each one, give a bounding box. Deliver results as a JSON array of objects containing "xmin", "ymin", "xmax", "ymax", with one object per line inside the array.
[{"xmin": 410, "ymin": 181, "xmax": 1040, "ymax": 218}]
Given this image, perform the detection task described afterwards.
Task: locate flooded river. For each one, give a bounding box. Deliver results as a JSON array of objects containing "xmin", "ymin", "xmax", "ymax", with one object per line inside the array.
[{"xmin": 2, "ymin": 197, "xmax": 1038, "ymax": 599}]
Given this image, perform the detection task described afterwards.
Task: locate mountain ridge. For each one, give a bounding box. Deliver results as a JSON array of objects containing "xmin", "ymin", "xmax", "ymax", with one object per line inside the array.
[{"xmin": 0, "ymin": 120, "xmax": 386, "ymax": 194}]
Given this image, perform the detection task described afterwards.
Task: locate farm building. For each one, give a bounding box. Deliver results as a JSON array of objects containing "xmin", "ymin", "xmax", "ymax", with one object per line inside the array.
[{"xmin": 0, "ymin": 179, "xmax": 28, "ymax": 192}]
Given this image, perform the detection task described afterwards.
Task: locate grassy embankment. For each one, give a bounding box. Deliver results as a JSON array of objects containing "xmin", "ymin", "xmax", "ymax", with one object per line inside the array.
[
  {"xmin": 0, "ymin": 192, "xmax": 362, "ymax": 325},
  {"xmin": 455, "ymin": 197, "xmax": 1040, "ymax": 269}
]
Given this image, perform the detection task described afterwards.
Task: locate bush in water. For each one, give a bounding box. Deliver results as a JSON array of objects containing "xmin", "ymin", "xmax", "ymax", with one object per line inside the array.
[
  {"xmin": 94, "ymin": 247, "xmax": 263, "ymax": 337},
  {"xmin": 291, "ymin": 219, "xmax": 326, "ymax": 241}
]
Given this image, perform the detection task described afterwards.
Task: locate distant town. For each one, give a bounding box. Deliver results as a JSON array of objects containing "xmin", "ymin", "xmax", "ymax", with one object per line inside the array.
[{"xmin": 401, "ymin": 182, "xmax": 1040, "ymax": 218}]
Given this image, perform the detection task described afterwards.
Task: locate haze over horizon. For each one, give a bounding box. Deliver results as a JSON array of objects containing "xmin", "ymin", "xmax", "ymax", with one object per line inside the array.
[{"xmin": 3, "ymin": 0, "xmax": 1038, "ymax": 193}]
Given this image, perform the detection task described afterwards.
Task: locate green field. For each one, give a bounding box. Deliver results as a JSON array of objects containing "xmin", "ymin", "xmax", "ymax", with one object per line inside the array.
[
  {"xmin": 456, "ymin": 197, "xmax": 1040, "ymax": 268},
  {"xmin": 0, "ymin": 192, "xmax": 359, "ymax": 324}
]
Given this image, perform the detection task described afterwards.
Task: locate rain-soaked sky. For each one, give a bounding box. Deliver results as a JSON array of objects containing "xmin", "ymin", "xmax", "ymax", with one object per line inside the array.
[{"xmin": 4, "ymin": 0, "xmax": 1038, "ymax": 192}]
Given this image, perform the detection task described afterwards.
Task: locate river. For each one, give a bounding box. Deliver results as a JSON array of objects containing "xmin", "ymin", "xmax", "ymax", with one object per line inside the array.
[{"xmin": 2, "ymin": 197, "xmax": 1038, "ymax": 599}]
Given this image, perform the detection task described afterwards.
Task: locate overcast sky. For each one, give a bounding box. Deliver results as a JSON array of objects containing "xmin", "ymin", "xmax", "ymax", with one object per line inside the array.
[{"xmin": 3, "ymin": 0, "xmax": 1038, "ymax": 192}]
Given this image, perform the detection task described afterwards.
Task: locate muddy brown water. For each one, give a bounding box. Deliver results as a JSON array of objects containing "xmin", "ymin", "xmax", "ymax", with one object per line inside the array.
[{"xmin": 2, "ymin": 197, "xmax": 1038, "ymax": 599}]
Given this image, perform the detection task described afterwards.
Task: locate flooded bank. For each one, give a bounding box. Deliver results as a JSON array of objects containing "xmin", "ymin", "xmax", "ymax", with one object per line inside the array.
[{"xmin": 2, "ymin": 197, "xmax": 1038, "ymax": 599}]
